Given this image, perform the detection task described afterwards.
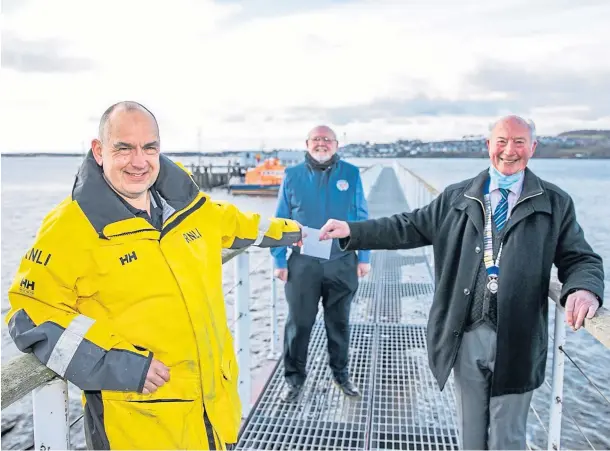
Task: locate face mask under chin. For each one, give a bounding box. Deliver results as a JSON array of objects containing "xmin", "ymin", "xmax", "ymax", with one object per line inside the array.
[{"xmin": 312, "ymin": 153, "xmax": 332, "ymax": 163}]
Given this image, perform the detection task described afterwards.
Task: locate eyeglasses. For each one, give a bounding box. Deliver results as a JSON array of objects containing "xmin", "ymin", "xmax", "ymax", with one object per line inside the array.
[{"xmin": 308, "ymin": 137, "xmax": 337, "ymax": 143}]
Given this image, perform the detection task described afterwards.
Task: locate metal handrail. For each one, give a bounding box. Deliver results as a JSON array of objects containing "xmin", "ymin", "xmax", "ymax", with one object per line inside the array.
[
  {"xmin": 396, "ymin": 162, "xmax": 440, "ymax": 196},
  {"xmin": 547, "ymin": 281, "xmax": 610, "ymax": 349}
]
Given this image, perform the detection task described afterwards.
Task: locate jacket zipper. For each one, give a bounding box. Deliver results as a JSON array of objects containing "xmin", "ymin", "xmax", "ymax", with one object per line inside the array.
[
  {"xmin": 100, "ymin": 228, "xmax": 158, "ymax": 239},
  {"xmin": 156, "ymin": 195, "xmax": 220, "ymax": 398},
  {"xmin": 464, "ymin": 190, "xmax": 544, "ymax": 223},
  {"xmin": 464, "ymin": 194, "xmax": 485, "ymax": 218},
  {"xmin": 513, "ymin": 191, "xmax": 543, "ymax": 207},
  {"xmin": 160, "ymin": 197, "xmax": 206, "ymax": 239},
  {"xmin": 102, "ymin": 198, "xmax": 207, "ymax": 240}
]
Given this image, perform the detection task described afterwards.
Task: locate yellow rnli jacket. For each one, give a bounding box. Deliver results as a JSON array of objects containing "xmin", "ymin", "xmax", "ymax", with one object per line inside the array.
[{"xmin": 6, "ymin": 152, "xmax": 300, "ymax": 450}]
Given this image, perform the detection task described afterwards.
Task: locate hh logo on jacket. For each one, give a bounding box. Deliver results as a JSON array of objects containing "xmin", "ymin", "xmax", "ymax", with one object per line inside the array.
[
  {"xmin": 19, "ymin": 278, "xmax": 35, "ymax": 295},
  {"xmin": 119, "ymin": 251, "xmax": 137, "ymax": 265}
]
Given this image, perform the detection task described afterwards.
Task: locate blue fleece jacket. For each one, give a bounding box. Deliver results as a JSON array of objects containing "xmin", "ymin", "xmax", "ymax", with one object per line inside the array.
[{"xmin": 271, "ymin": 157, "xmax": 370, "ymax": 269}]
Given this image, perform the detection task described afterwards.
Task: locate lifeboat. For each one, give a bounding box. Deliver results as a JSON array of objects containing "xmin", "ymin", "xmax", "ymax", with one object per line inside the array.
[{"xmin": 228, "ymin": 158, "xmax": 285, "ymax": 196}]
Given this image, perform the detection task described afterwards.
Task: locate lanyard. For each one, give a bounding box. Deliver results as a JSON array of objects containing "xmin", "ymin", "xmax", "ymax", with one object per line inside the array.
[{"xmin": 483, "ymin": 191, "xmax": 503, "ymax": 294}]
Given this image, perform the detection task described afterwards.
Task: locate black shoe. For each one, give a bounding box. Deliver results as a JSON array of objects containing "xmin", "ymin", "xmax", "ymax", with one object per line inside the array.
[
  {"xmin": 334, "ymin": 378, "xmax": 361, "ymax": 397},
  {"xmin": 281, "ymin": 383, "xmax": 302, "ymax": 402}
]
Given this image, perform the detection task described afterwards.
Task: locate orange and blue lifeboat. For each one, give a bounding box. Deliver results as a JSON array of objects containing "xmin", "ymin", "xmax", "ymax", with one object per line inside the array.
[{"xmin": 228, "ymin": 158, "xmax": 285, "ymax": 196}]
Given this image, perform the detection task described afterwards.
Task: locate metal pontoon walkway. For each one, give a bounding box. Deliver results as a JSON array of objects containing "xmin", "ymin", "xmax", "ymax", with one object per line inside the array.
[{"xmin": 237, "ymin": 167, "xmax": 460, "ymax": 450}]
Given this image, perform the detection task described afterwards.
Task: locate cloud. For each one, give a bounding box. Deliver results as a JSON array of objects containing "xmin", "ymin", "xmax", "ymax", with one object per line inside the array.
[
  {"xmin": 216, "ymin": 0, "xmax": 356, "ymax": 22},
  {"xmin": 469, "ymin": 63, "xmax": 610, "ymax": 119},
  {"xmin": 285, "ymin": 96, "xmax": 518, "ymax": 126},
  {"xmin": 251, "ymin": 57, "xmax": 610, "ymax": 126},
  {"xmin": 224, "ymin": 114, "xmax": 248, "ymax": 122},
  {"xmin": 1, "ymin": 0, "xmax": 33, "ymax": 15},
  {"xmin": 2, "ymin": 33, "xmax": 95, "ymax": 73},
  {"xmin": 1, "ymin": 0, "xmax": 610, "ymax": 152}
]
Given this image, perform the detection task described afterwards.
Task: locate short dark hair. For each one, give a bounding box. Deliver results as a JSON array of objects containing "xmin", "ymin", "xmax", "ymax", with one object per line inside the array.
[{"xmin": 98, "ymin": 101, "xmax": 160, "ymax": 143}]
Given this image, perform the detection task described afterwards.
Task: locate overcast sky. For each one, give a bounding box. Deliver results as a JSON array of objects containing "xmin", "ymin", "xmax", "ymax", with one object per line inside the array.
[{"xmin": 1, "ymin": 0, "xmax": 609, "ymax": 152}]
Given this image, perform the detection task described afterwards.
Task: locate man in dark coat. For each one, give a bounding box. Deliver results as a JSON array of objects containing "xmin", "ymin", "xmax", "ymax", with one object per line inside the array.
[{"xmin": 318, "ymin": 115, "xmax": 604, "ymax": 450}]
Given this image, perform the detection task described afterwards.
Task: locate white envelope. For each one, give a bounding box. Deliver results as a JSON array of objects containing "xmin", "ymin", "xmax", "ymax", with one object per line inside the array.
[{"xmin": 300, "ymin": 226, "xmax": 332, "ymax": 260}]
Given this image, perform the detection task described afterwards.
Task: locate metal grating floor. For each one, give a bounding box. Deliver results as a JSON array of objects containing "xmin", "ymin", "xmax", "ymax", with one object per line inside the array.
[
  {"xmin": 371, "ymin": 325, "xmax": 458, "ymax": 450},
  {"xmin": 238, "ymin": 323, "xmax": 374, "ymax": 450},
  {"xmin": 237, "ymin": 167, "xmax": 459, "ymax": 450}
]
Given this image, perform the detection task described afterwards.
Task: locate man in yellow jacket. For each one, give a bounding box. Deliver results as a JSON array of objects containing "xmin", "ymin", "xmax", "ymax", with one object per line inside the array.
[{"xmin": 5, "ymin": 101, "xmax": 301, "ymax": 450}]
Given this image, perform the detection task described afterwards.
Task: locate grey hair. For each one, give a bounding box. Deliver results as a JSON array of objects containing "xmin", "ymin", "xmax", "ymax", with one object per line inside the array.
[
  {"xmin": 488, "ymin": 115, "xmax": 536, "ymax": 141},
  {"xmin": 98, "ymin": 101, "xmax": 160, "ymax": 143}
]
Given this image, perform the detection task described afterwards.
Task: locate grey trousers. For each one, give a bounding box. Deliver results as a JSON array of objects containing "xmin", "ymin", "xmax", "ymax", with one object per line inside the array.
[{"xmin": 453, "ymin": 323, "xmax": 534, "ymax": 450}]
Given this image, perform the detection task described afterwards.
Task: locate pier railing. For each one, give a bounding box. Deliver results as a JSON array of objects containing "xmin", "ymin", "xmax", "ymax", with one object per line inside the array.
[{"xmin": 392, "ymin": 161, "xmax": 610, "ymax": 451}]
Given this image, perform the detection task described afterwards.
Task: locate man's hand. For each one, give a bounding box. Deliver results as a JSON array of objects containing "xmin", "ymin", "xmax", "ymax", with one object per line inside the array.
[
  {"xmin": 142, "ymin": 359, "xmax": 170, "ymax": 394},
  {"xmin": 274, "ymin": 268, "xmax": 288, "ymax": 282},
  {"xmin": 565, "ymin": 290, "xmax": 600, "ymax": 330},
  {"xmin": 357, "ymin": 263, "xmax": 371, "ymax": 278},
  {"xmin": 319, "ymin": 219, "xmax": 350, "ymax": 240}
]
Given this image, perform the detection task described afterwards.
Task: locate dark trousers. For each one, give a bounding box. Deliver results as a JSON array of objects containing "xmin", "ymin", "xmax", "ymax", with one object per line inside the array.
[{"xmin": 283, "ymin": 252, "xmax": 359, "ymax": 386}]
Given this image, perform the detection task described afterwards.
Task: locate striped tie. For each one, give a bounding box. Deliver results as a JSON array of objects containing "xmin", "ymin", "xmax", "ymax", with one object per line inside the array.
[{"xmin": 494, "ymin": 188, "xmax": 510, "ymax": 231}]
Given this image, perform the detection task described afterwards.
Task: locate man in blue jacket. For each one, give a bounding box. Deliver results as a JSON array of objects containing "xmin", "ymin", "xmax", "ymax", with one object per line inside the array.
[{"xmin": 272, "ymin": 125, "xmax": 371, "ymax": 402}]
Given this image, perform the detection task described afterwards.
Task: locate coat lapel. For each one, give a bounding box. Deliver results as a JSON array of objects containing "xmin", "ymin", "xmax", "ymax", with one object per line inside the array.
[
  {"xmin": 503, "ymin": 168, "xmax": 551, "ymax": 235},
  {"xmin": 451, "ymin": 167, "xmax": 552, "ymax": 238},
  {"xmin": 452, "ymin": 169, "xmax": 489, "ymax": 237}
]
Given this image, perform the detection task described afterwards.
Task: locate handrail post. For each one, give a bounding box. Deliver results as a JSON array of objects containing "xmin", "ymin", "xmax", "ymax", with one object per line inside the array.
[
  {"xmin": 32, "ymin": 378, "xmax": 69, "ymax": 450},
  {"xmin": 235, "ymin": 251, "xmax": 252, "ymax": 417},
  {"xmin": 548, "ymin": 303, "xmax": 566, "ymax": 450},
  {"xmin": 268, "ymin": 255, "xmax": 281, "ymax": 359}
]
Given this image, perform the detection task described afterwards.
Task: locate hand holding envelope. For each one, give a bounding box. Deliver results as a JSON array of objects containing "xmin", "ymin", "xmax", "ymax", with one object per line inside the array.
[{"xmin": 300, "ymin": 226, "xmax": 332, "ymax": 259}]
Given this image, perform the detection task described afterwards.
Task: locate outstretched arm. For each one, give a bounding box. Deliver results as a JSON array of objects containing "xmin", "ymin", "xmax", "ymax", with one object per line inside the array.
[
  {"xmin": 215, "ymin": 200, "xmax": 301, "ymax": 250},
  {"xmin": 320, "ymin": 194, "xmax": 442, "ymax": 251}
]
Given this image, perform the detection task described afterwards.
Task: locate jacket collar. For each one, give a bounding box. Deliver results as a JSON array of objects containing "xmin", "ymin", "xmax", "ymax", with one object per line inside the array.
[
  {"xmin": 453, "ymin": 166, "xmax": 551, "ymax": 235},
  {"xmin": 72, "ymin": 150, "xmax": 200, "ymax": 236},
  {"xmin": 459, "ymin": 167, "xmax": 547, "ymax": 204}
]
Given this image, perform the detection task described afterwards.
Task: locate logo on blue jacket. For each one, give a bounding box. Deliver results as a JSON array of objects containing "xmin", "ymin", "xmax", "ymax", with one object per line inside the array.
[{"xmin": 336, "ymin": 179, "xmax": 349, "ymax": 191}]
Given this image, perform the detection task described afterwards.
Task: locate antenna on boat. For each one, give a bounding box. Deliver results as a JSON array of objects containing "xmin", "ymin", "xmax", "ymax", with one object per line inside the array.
[{"xmin": 197, "ymin": 127, "xmax": 202, "ymax": 165}]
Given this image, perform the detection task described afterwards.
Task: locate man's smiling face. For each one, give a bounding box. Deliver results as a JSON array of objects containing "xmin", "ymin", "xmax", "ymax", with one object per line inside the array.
[
  {"xmin": 487, "ymin": 117, "xmax": 537, "ymax": 175},
  {"xmin": 92, "ymin": 108, "xmax": 161, "ymax": 201}
]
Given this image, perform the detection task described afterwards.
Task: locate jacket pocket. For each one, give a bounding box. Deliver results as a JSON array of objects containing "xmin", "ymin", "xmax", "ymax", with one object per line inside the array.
[
  {"xmin": 220, "ymin": 334, "xmax": 239, "ymax": 383},
  {"xmin": 101, "ymin": 375, "xmax": 201, "ymax": 402},
  {"xmin": 100, "ymin": 377, "xmax": 204, "ymax": 449}
]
